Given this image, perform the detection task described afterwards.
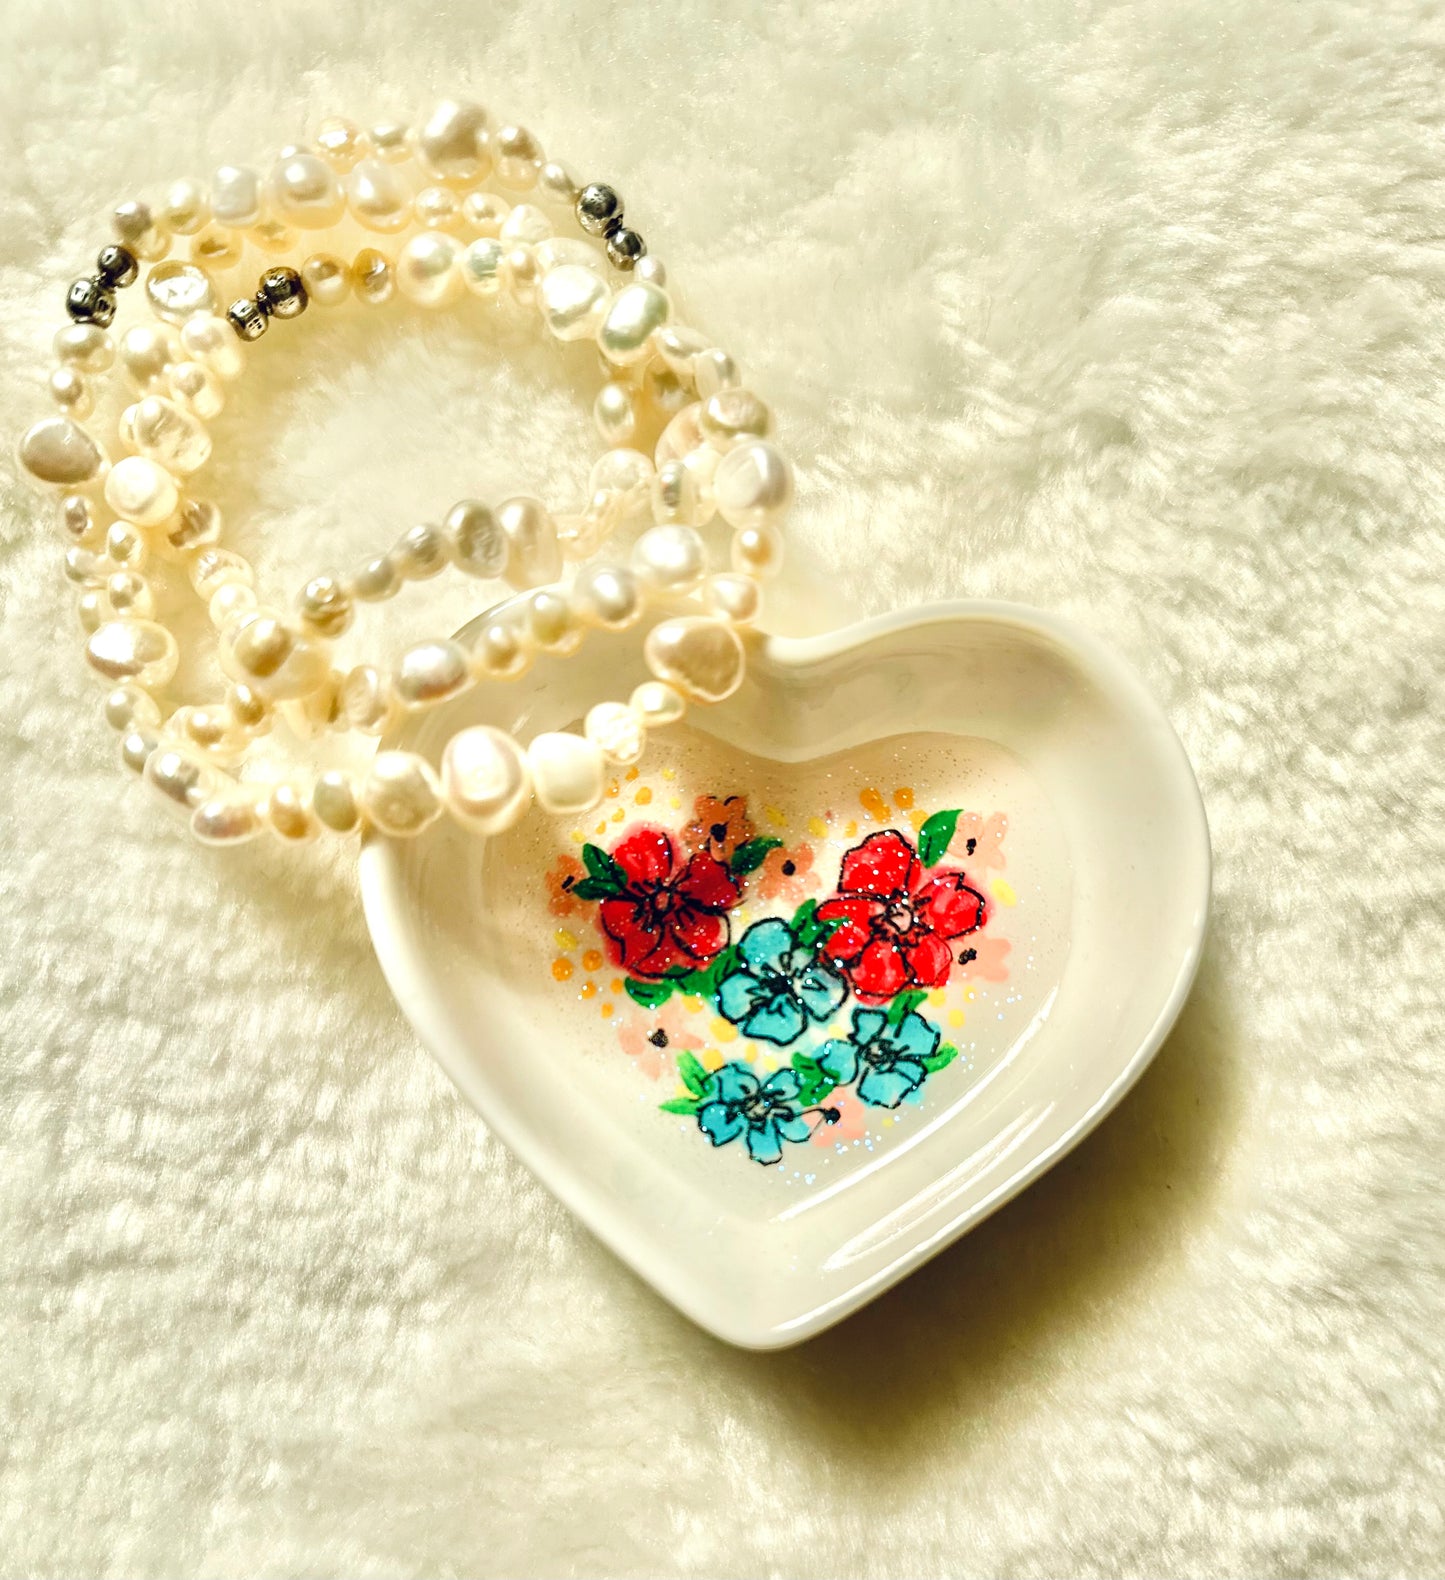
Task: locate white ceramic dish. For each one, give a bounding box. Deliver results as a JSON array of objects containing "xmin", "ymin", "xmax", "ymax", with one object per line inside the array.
[{"xmin": 360, "ymin": 601, "xmax": 1210, "ymax": 1348}]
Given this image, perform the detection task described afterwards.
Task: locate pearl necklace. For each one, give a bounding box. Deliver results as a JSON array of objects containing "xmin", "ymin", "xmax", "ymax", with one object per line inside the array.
[{"xmin": 17, "ymin": 102, "xmax": 792, "ymax": 847}]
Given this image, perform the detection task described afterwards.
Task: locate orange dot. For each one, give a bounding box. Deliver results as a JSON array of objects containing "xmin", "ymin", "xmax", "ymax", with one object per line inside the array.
[
  {"xmin": 600, "ymin": 1002, "xmax": 613, "ymax": 1018},
  {"xmin": 610, "ymin": 978, "xmax": 623, "ymax": 994},
  {"xmin": 860, "ymin": 787, "xmax": 890, "ymax": 822},
  {"xmin": 582, "ymin": 949, "xmax": 604, "ymax": 972},
  {"xmin": 635, "ymin": 787, "xmax": 653, "ymax": 805},
  {"xmin": 624, "ymin": 766, "xmax": 639, "ymax": 781},
  {"xmin": 580, "ymin": 980, "xmax": 597, "ymax": 998},
  {"xmin": 606, "ymin": 779, "xmax": 620, "ymax": 798},
  {"xmin": 551, "ymin": 958, "xmax": 574, "ymax": 981},
  {"xmin": 893, "ymin": 787, "xmax": 915, "ymax": 809}
]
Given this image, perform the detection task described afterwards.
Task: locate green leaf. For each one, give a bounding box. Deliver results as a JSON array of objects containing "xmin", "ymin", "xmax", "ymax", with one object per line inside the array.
[
  {"xmin": 924, "ymin": 1042, "xmax": 959, "ymax": 1074},
  {"xmin": 917, "ymin": 809, "xmax": 961, "ymax": 867},
  {"xmin": 887, "ymin": 988, "xmax": 928, "ymax": 1025},
  {"xmin": 581, "ymin": 842, "xmax": 626, "ymax": 891},
  {"xmin": 659, "ymin": 1097, "xmax": 702, "ymax": 1115},
  {"xmin": 676, "ymin": 1050, "xmax": 710, "ymax": 1098},
  {"xmin": 570, "ymin": 877, "xmax": 620, "ymax": 902},
  {"xmin": 674, "ymin": 944, "xmax": 740, "ymax": 1001},
  {"xmin": 729, "ymin": 837, "xmax": 783, "ymax": 877},
  {"xmin": 791, "ymin": 898, "xmax": 820, "ymax": 944},
  {"xmin": 791, "ymin": 1051, "xmax": 837, "ymax": 1107},
  {"xmin": 625, "ymin": 976, "xmax": 675, "ymax": 1009}
]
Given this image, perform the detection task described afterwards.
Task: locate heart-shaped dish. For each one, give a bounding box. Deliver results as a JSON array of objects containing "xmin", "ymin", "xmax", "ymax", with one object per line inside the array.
[{"xmin": 360, "ymin": 602, "xmax": 1210, "ymax": 1348}]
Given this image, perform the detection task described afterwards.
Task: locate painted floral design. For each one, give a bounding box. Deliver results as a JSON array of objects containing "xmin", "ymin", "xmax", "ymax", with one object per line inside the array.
[
  {"xmin": 717, "ymin": 918, "xmax": 847, "ymax": 1045},
  {"xmin": 953, "ymin": 811, "xmax": 1008, "ymax": 872},
  {"xmin": 545, "ymin": 853, "xmax": 587, "ymax": 917},
  {"xmin": 755, "ymin": 842, "xmax": 819, "ymax": 905},
  {"xmin": 552, "ymin": 796, "xmax": 1007, "ymax": 1167},
  {"xmin": 683, "ymin": 794, "xmax": 755, "ymax": 862},
  {"xmin": 816, "ymin": 828, "xmax": 987, "ymax": 1003}
]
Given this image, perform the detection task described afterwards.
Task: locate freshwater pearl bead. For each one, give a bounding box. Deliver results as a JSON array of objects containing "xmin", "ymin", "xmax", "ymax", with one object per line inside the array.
[
  {"xmin": 191, "ymin": 795, "xmax": 263, "ymax": 845},
  {"xmin": 191, "ymin": 548, "xmax": 255, "ymax": 597},
  {"xmin": 361, "ymin": 751, "xmax": 444, "ymax": 837},
  {"xmin": 635, "ymin": 256, "xmax": 668, "ymax": 288},
  {"xmin": 643, "ymin": 362, "xmax": 691, "ymax": 421},
  {"xmin": 145, "ymin": 746, "xmax": 217, "ymax": 815},
  {"xmin": 474, "ymin": 620, "xmax": 528, "ymax": 678},
  {"xmin": 538, "ymin": 161, "xmax": 580, "ymax": 208},
  {"xmin": 703, "ymin": 571, "xmax": 761, "ymax": 624},
  {"xmin": 350, "ymin": 553, "xmax": 401, "ymax": 601},
  {"xmin": 346, "ymin": 158, "xmax": 412, "ymax": 232},
  {"xmin": 397, "ymin": 232, "xmax": 463, "ymax": 307},
  {"xmin": 180, "ymin": 314, "xmax": 246, "ymax": 379},
  {"xmin": 222, "ymin": 611, "xmax": 330, "ymax": 701},
  {"xmin": 574, "ymin": 563, "xmax": 642, "ymax": 629},
  {"xmin": 598, "ymin": 283, "xmax": 671, "ymax": 366},
  {"xmin": 588, "ymin": 448, "xmax": 655, "ymax": 516},
  {"xmin": 340, "ymin": 665, "xmax": 397, "ymax": 735},
  {"xmin": 731, "ymin": 522, "xmax": 785, "ymax": 579},
  {"xmin": 59, "ymin": 494, "xmax": 98, "ymax": 544},
  {"xmin": 444, "ymin": 500, "xmax": 508, "ymax": 578},
  {"xmin": 104, "ymin": 682, "xmax": 162, "ymax": 733},
  {"xmin": 594, "ymin": 381, "xmax": 637, "ymax": 445},
  {"xmin": 145, "ymin": 260, "xmax": 218, "ymax": 324},
  {"xmin": 585, "ymin": 701, "xmax": 645, "ymax": 765},
  {"xmin": 462, "ymin": 192, "xmax": 510, "ymax": 234},
  {"xmin": 54, "ymin": 324, "xmax": 114, "ymax": 373},
  {"xmin": 499, "ymin": 203, "xmax": 551, "ymax": 246},
  {"xmin": 526, "ymin": 588, "xmax": 582, "ymax": 654},
  {"xmin": 314, "ymin": 770, "xmax": 361, "ymax": 833},
  {"xmin": 540, "ymin": 264, "xmax": 610, "ymax": 341},
  {"xmin": 297, "ymin": 574, "xmax": 353, "ymax": 638},
  {"xmin": 300, "ymin": 254, "xmax": 350, "ymax": 307},
  {"xmin": 494, "ymin": 125, "xmax": 543, "ymax": 189},
  {"xmin": 527, "ymin": 732, "xmax": 605, "ymax": 815},
  {"xmin": 630, "ymin": 680, "xmax": 687, "ymax": 727},
  {"xmin": 315, "ymin": 116, "xmax": 368, "ymax": 171},
  {"xmin": 104, "ymin": 521, "xmax": 148, "ymax": 569},
  {"xmin": 700, "ymin": 388, "xmax": 772, "ymax": 449},
  {"xmin": 191, "ymin": 227, "xmax": 243, "ymax": 270},
  {"xmin": 649, "ymin": 462, "xmax": 701, "ymax": 529},
  {"xmin": 211, "ymin": 164, "xmax": 263, "ymax": 227},
  {"xmin": 369, "ymin": 119, "xmax": 411, "ymax": 161},
  {"xmin": 498, "ymin": 497, "xmax": 563, "ymax": 588},
  {"xmin": 352, "ymin": 249, "xmax": 394, "ymax": 305},
  {"xmin": 160, "ymin": 177, "xmax": 209, "ymax": 235},
  {"xmin": 120, "ymin": 725, "xmax": 161, "ymax": 774},
  {"xmin": 654, "ymin": 325, "xmax": 708, "ymax": 376},
  {"xmin": 656, "ymin": 402, "xmax": 707, "ymax": 466},
  {"xmin": 112, "ymin": 201, "xmax": 167, "ymax": 262},
  {"xmin": 501, "ymin": 246, "xmax": 539, "ymax": 304},
  {"xmin": 48, "ymin": 366, "xmax": 92, "ymax": 418},
  {"xmin": 131, "ymin": 395, "xmax": 211, "ymax": 475},
  {"xmin": 415, "ymin": 186, "xmax": 463, "ymax": 230},
  {"xmin": 161, "ymin": 496, "xmax": 222, "ymax": 559},
  {"xmin": 226, "ymin": 684, "xmax": 271, "ymax": 734},
  {"xmin": 166, "ymin": 360, "xmax": 225, "ymax": 419},
  {"xmin": 632, "ymin": 523, "xmax": 706, "ymax": 593},
  {"xmin": 105, "ymin": 456, "xmax": 178, "ymax": 527},
  {"xmin": 263, "ymin": 781, "xmax": 319, "ymax": 842},
  {"xmin": 394, "ymin": 639, "xmax": 471, "ymax": 706},
  {"xmin": 209, "ymin": 582, "xmax": 257, "ymax": 627},
  {"xmin": 171, "ymin": 704, "xmax": 246, "ymax": 762},
  {"xmin": 694, "ymin": 348, "xmax": 740, "ymax": 398},
  {"xmin": 417, "ymin": 99, "xmax": 491, "ymax": 185},
  {"xmin": 64, "ymin": 545, "xmax": 108, "ymax": 586},
  {"xmin": 391, "ymin": 521, "xmax": 449, "ymax": 580},
  {"xmin": 714, "ymin": 440, "xmax": 794, "ymax": 531},
  {"xmin": 77, "ymin": 591, "xmax": 104, "ymax": 632},
  {"xmin": 120, "ymin": 325, "xmax": 182, "ymax": 392},
  {"xmin": 18, "ymin": 415, "xmax": 106, "ymax": 487},
  {"xmin": 85, "ymin": 619, "xmax": 179, "ymax": 688},
  {"xmin": 441, "ymin": 726, "xmax": 532, "ymax": 834},
  {"xmin": 643, "ymin": 616, "xmax": 746, "ymax": 703},
  {"xmin": 460, "ymin": 237, "xmax": 504, "ymax": 296}
]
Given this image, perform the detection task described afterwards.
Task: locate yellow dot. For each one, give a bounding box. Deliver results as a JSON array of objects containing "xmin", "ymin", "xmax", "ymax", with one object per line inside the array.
[
  {"xmin": 612, "ymin": 807, "xmax": 625, "ymax": 822},
  {"xmin": 948, "ymin": 1008, "xmax": 965, "ymax": 1029},
  {"xmin": 927, "ymin": 988, "xmax": 946, "ymax": 1006},
  {"xmin": 555, "ymin": 929, "xmax": 578, "ymax": 950},
  {"xmin": 580, "ymin": 980, "xmax": 597, "ymax": 999},
  {"xmin": 844, "ymin": 820, "xmax": 858, "ymax": 838},
  {"xmin": 807, "ymin": 816, "xmax": 828, "ymax": 839},
  {"xmin": 662, "ymin": 767, "xmax": 675, "ymax": 780},
  {"xmin": 595, "ymin": 821, "xmax": 607, "ymax": 834},
  {"xmin": 704, "ymin": 1049, "xmax": 725, "ymax": 1070},
  {"xmin": 610, "ymin": 978, "xmax": 623, "ymax": 994},
  {"xmin": 635, "ymin": 786, "xmax": 652, "ymax": 805},
  {"xmin": 582, "ymin": 949, "xmax": 603, "ymax": 972},
  {"xmin": 991, "ymin": 878, "xmax": 1017, "ymax": 907},
  {"xmin": 764, "ymin": 805, "xmax": 787, "ymax": 828},
  {"xmin": 894, "ymin": 787, "xmax": 915, "ymax": 809},
  {"xmin": 668, "ymin": 796, "xmax": 680, "ymax": 810},
  {"xmin": 909, "ymin": 808, "xmax": 927, "ymax": 831},
  {"xmin": 600, "ymin": 1002, "xmax": 613, "ymax": 1018},
  {"xmin": 551, "ymin": 958, "xmax": 574, "ymax": 981},
  {"xmin": 570, "ymin": 830, "xmax": 586, "ymax": 844},
  {"xmin": 712, "ymin": 1018, "xmax": 739, "ymax": 1043},
  {"xmin": 860, "ymin": 787, "xmax": 889, "ymax": 822},
  {"xmin": 964, "ymin": 986, "xmax": 977, "ymax": 1002},
  {"xmin": 682, "ymin": 995, "xmax": 703, "ymax": 1013}
]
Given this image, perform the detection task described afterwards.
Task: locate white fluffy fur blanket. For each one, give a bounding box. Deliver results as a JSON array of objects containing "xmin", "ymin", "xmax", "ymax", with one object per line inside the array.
[{"xmin": 2, "ymin": 0, "xmax": 1442, "ymax": 1574}]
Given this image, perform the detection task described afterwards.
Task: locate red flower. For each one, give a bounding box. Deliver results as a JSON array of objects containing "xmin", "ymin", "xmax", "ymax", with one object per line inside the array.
[
  {"xmin": 597, "ymin": 827, "xmax": 741, "ymax": 979},
  {"xmin": 816, "ymin": 829, "xmax": 987, "ymax": 1003}
]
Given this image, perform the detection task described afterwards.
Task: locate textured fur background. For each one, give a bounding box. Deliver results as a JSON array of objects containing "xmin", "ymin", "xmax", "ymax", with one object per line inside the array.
[{"xmin": 2, "ymin": 0, "xmax": 1443, "ymax": 1574}]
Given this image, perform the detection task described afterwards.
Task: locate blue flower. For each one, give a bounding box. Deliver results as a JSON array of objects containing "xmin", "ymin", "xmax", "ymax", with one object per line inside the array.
[
  {"xmin": 716, "ymin": 918, "xmax": 848, "ymax": 1046},
  {"xmin": 817, "ymin": 1006, "xmax": 940, "ymax": 1108},
  {"xmin": 697, "ymin": 1061, "xmax": 812, "ymax": 1165}
]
